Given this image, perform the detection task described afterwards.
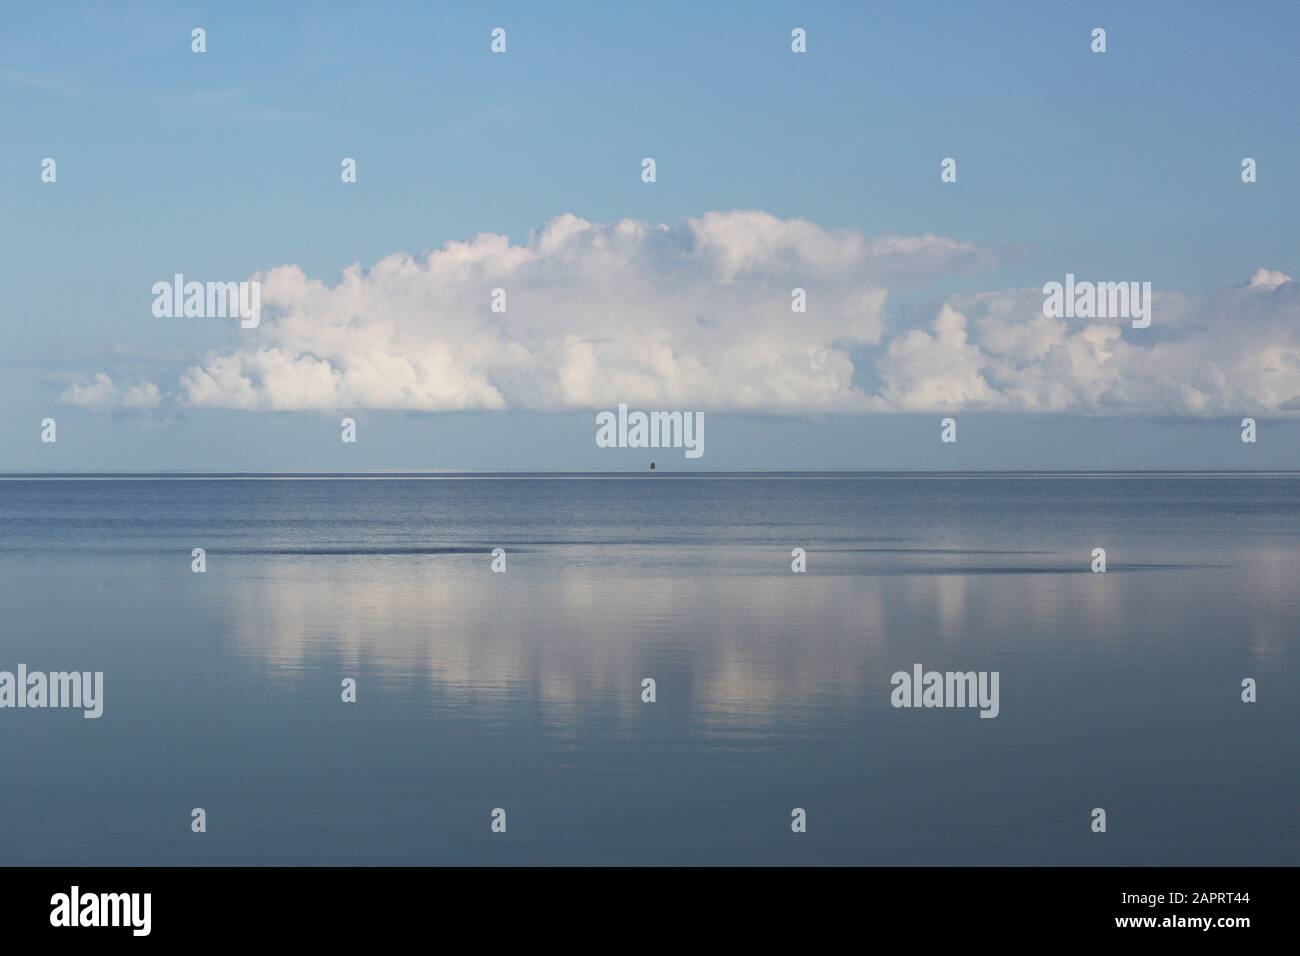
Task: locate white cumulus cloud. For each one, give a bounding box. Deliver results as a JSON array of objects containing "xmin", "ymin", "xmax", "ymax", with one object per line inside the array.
[
  {"xmin": 901, "ymin": 269, "xmax": 1298, "ymax": 415},
  {"xmin": 178, "ymin": 211, "xmax": 993, "ymax": 414},
  {"xmin": 71, "ymin": 210, "xmax": 1295, "ymax": 418},
  {"xmin": 61, "ymin": 373, "xmax": 162, "ymax": 410}
]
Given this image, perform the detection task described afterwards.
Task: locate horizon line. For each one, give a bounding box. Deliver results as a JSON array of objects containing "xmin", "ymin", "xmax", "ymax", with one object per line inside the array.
[{"xmin": 2, "ymin": 469, "xmax": 1299, "ymax": 481}]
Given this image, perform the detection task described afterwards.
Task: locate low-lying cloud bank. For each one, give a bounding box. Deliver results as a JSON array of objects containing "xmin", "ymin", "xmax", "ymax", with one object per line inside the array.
[
  {"xmin": 879, "ymin": 267, "xmax": 1297, "ymax": 415},
  {"xmin": 66, "ymin": 211, "xmax": 1298, "ymax": 416},
  {"xmin": 61, "ymin": 373, "xmax": 162, "ymax": 411}
]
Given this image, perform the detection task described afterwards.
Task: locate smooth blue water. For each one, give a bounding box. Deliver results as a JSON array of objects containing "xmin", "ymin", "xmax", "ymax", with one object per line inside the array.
[{"xmin": 0, "ymin": 474, "xmax": 1295, "ymax": 865}]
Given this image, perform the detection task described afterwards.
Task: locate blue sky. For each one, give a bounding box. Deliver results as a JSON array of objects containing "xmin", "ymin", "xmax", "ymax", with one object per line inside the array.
[{"xmin": 2, "ymin": 1, "xmax": 1297, "ymax": 470}]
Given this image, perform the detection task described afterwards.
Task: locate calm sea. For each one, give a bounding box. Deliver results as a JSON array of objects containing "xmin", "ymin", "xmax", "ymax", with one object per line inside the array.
[{"xmin": 0, "ymin": 474, "xmax": 1295, "ymax": 865}]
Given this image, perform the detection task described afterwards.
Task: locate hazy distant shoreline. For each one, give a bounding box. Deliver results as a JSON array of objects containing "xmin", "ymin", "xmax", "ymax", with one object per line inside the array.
[{"xmin": 3, "ymin": 470, "xmax": 1300, "ymax": 481}]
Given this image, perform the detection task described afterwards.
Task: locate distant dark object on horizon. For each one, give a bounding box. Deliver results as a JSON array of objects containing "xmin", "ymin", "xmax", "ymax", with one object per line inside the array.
[{"xmin": 650, "ymin": 462, "xmax": 656, "ymax": 471}]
